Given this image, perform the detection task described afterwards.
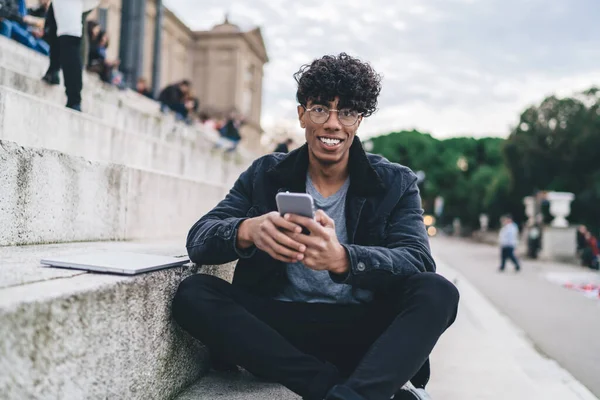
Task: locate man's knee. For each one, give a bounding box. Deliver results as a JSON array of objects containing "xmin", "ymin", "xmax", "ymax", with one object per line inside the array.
[
  {"xmin": 403, "ymin": 273, "xmax": 460, "ymax": 319},
  {"xmin": 172, "ymin": 273, "xmax": 229, "ymax": 324}
]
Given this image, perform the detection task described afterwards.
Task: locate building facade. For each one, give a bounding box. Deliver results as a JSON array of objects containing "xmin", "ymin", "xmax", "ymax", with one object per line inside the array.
[{"xmin": 64, "ymin": 0, "xmax": 268, "ymax": 150}]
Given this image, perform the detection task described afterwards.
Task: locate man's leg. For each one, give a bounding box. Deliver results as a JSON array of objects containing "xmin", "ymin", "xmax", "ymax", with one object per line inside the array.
[
  {"xmin": 339, "ymin": 273, "xmax": 459, "ymax": 400},
  {"xmin": 58, "ymin": 35, "xmax": 82, "ymax": 108},
  {"xmin": 499, "ymin": 247, "xmax": 508, "ymax": 271},
  {"xmin": 172, "ymin": 274, "xmax": 342, "ymax": 400},
  {"xmin": 13, "ymin": 25, "xmax": 42, "ymax": 53},
  {"xmin": 0, "ymin": 20, "xmax": 13, "ymax": 38},
  {"xmin": 52, "ymin": 0, "xmax": 83, "ymax": 109},
  {"xmin": 42, "ymin": 4, "xmax": 61, "ymax": 84},
  {"xmin": 508, "ymin": 246, "xmax": 521, "ymax": 271}
]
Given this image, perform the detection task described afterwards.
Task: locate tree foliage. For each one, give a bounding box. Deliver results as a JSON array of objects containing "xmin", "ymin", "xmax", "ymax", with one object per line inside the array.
[
  {"xmin": 504, "ymin": 87, "xmax": 600, "ymax": 232},
  {"xmin": 367, "ymin": 87, "xmax": 600, "ymax": 232}
]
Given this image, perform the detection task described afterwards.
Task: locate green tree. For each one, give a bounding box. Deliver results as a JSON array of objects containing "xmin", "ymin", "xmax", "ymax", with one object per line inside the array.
[
  {"xmin": 369, "ymin": 131, "xmax": 506, "ymax": 231},
  {"xmin": 504, "ymin": 88, "xmax": 600, "ymax": 232}
]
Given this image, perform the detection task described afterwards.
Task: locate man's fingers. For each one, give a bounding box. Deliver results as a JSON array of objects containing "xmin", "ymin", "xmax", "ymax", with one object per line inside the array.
[
  {"xmin": 268, "ymin": 213, "xmax": 303, "ymax": 233},
  {"xmin": 315, "ymin": 210, "xmax": 335, "ymax": 228},
  {"xmin": 285, "ymin": 214, "xmax": 328, "ymax": 237},
  {"xmin": 287, "ymin": 232, "xmax": 320, "ymax": 248},
  {"xmin": 263, "ymin": 236, "xmax": 304, "ymax": 261},
  {"xmin": 269, "ymin": 226, "xmax": 306, "ymax": 252}
]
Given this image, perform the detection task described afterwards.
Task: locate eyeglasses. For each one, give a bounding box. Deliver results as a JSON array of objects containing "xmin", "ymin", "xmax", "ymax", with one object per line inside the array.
[{"xmin": 302, "ymin": 105, "xmax": 362, "ymax": 126}]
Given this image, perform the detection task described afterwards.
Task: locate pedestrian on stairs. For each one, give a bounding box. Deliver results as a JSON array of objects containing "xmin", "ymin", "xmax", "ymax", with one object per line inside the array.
[
  {"xmin": 41, "ymin": 0, "xmax": 99, "ymax": 112},
  {"xmin": 173, "ymin": 53, "xmax": 459, "ymax": 400}
]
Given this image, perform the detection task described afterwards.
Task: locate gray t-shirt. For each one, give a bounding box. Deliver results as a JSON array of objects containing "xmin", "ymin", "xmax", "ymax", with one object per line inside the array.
[{"xmin": 275, "ymin": 174, "xmax": 374, "ymax": 304}]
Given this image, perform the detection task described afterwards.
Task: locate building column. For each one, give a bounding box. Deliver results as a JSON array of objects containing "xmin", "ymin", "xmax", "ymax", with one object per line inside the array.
[
  {"xmin": 119, "ymin": 0, "xmax": 146, "ymax": 88},
  {"xmin": 151, "ymin": 0, "xmax": 164, "ymax": 98}
]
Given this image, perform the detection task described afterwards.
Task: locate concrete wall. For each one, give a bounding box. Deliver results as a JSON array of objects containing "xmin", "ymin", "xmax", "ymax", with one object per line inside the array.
[
  {"xmin": 0, "ymin": 250, "xmax": 236, "ymax": 399},
  {"xmin": 0, "ymin": 85, "xmax": 244, "ymax": 186},
  {"xmin": 0, "ymin": 140, "xmax": 228, "ymax": 246}
]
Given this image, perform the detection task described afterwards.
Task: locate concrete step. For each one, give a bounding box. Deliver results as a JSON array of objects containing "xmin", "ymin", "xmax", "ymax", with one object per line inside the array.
[
  {"xmin": 0, "ymin": 86, "xmax": 246, "ymax": 186},
  {"xmin": 0, "ymin": 139, "xmax": 228, "ymax": 246},
  {"xmin": 0, "ymin": 36, "xmax": 201, "ymax": 146},
  {"xmin": 0, "ymin": 240, "xmax": 236, "ymax": 400},
  {"xmin": 0, "ymin": 63, "xmax": 182, "ymax": 140},
  {"xmin": 0, "ymin": 35, "xmax": 144, "ymax": 105},
  {"xmin": 175, "ymin": 370, "xmax": 298, "ymax": 400},
  {"xmin": 0, "ymin": 37, "xmax": 260, "ymax": 161},
  {"xmin": 0, "ymin": 34, "xmax": 54, "ymax": 80}
]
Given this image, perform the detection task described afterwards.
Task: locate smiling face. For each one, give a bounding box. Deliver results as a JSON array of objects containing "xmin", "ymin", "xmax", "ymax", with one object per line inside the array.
[{"xmin": 298, "ymin": 97, "xmax": 362, "ymax": 166}]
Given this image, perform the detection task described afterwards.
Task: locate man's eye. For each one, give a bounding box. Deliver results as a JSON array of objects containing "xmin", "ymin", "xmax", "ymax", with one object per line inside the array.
[
  {"xmin": 313, "ymin": 106, "xmax": 327, "ymax": 113},
  {"xmin": 340, "ymin": 109, "xmax": 357, "ymax": 117}
]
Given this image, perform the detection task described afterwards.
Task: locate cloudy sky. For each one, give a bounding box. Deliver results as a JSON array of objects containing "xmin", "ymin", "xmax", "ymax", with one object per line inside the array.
[{"xmin": 165, "ymin": 0, "xmax": 600, "ymax": 139}]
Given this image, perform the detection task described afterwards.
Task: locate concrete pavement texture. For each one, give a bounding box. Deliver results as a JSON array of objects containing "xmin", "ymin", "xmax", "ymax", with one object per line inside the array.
[
  {"xmin": 175, "ymin": 256, "xmax": 597, "ymax": 400},
  {"xmin": 431, "ymin": 236, "xmax": 600, "ymax": 397}
]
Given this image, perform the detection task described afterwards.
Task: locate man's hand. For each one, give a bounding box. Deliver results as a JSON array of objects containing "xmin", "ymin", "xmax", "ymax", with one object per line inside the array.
[
  {"xmin": 284, "ymin": 210, "xmax": 350, "ymax": 274},
  {"xmin": 237, "ymin": 212, "xmax": 306, "ymax": 263}
]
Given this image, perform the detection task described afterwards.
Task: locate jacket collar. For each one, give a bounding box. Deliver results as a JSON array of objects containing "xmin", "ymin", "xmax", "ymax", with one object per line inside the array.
[{"xmin": 266, "ymin": 136, "xmax": 386, "ymax": 197}]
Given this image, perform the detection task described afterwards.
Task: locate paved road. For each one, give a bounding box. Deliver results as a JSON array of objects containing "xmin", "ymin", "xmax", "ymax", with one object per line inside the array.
[{"xmin": 431, "ymin": 236, "xmax": 600, "ymax": 397}]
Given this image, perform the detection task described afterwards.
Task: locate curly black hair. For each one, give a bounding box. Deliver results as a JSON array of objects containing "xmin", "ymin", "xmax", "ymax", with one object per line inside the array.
[{"xmin": 294, "ymin": 53, "xmax": 382, "ymax": 118}]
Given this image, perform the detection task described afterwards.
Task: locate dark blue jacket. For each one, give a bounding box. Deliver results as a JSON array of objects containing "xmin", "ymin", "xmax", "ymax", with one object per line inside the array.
[{"xmin": 187, "ymin": 137, "xmax": 435, "ymax": 297}]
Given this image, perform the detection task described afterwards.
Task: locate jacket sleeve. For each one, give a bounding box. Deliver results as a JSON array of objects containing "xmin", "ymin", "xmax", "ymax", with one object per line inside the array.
[
  {"xmin": 331, "ymin": 174, "xmax": 435, "ymax": 290},
  {"xmin": 186, "ymin": 160, "xmax": 260, "ymax": 265}
]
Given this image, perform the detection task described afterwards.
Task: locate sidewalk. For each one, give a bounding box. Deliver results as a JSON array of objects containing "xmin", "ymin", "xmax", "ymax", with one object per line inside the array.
[{"xmin": 428, "ymin": 261, "xmax": 597, "ymax": 400}]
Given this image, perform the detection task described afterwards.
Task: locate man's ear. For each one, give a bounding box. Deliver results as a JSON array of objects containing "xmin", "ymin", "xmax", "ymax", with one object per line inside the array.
[
  {"xmin": 356, "ymin": 115, "xmax": 363, "ymax": 129},
  {"xmin": 297, "ymin": 105, "xmax": 306, "ymax": 128}
]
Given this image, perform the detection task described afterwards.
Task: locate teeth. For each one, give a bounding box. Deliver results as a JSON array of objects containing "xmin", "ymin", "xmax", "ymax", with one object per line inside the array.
[{"xmin": 319, "ymin": 137, "xmax": 341, "ymax": 145}]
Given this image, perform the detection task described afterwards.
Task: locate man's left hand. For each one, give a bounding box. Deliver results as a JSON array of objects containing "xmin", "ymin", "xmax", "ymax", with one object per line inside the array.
[{"xmin": 284, "ymin": 210, "xmax": 350, "ymax": 275}]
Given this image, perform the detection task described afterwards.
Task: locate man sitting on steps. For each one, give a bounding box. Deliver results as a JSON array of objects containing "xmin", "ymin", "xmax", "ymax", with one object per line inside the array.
[{"xmin": 173, "ymin": 53, "xmax": 459, "ymax": 400}]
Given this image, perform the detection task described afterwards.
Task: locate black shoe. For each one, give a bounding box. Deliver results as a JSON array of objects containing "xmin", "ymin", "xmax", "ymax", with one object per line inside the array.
[
  {"xmin": 66, "ymin": 103, "xmax": 81, "ymax": 112},
  {"xmin": 325, "ymin": 385, "xmax": 366, "ymax": 400},
  {"xmin": 393, "ymin": 384, "xmax": 432, "ymax": 399},
  {"xmin": 42, "ymin": 71, "xmax": 60, "ymax": 85}
]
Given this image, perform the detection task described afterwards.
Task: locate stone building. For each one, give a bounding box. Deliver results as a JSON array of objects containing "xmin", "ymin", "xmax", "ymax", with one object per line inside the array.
[{"xmin": 29, "ymin": 0, "xmax": 269, "ymax": 150}]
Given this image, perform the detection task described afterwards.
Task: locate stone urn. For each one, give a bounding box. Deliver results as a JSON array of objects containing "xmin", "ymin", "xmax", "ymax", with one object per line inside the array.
[
  {"xmin": 479, "ymin": 214, "xmax": 489, "ymax": 232},
  {"xmin": 546, "ymin": 191, "xmax": 575, "ymax": 228}
]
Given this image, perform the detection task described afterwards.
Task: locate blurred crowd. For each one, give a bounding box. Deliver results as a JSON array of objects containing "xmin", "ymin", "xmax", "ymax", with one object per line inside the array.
[
  {"xmin": 1, "ymin": 0, "xmax": 249, "ymax": 150},
  {"xmin": 0, "ymin": 0, "xmax": 51, "ymax": 55}
]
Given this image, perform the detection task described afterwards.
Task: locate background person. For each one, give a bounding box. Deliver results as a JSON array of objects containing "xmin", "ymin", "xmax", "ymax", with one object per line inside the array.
[
  {"xmin": 498, "ymin": 214, "xmax": 521, "ymax": 272},
  {"xmin": 158, "ymin": 80, "xmax": 191, "ymax": 119},
  {"xmin": 273, "ymin": 138, "xmax": 294, "ymax": 153},
  {"xmin": 42, "ymin": 0, "xmax": 100, "ymax": 111}
]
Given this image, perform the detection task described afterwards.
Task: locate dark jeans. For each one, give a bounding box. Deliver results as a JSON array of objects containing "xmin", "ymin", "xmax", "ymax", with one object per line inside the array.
[
  {"xmin": 172, "ymin": 272, "xmax": 459, "ymax": 400},
  {"xmin": 500, "ymin": 246, "xmax": 520, "ymax": 271},
  {"xmin": 45, "ymin": 4, "xmax": 83, "ymax": 107}
]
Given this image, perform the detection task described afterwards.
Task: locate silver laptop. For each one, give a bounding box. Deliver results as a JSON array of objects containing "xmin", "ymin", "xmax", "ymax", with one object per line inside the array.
[{"xmin": 41, "ymin": 252, "xmax": 190, "ymax": 275}]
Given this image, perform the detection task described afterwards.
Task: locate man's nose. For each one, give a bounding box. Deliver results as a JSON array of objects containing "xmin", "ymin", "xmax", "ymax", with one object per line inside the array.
[{"xmin": 324, "ymin": 111, "xmax": 342, "ymax": 130}]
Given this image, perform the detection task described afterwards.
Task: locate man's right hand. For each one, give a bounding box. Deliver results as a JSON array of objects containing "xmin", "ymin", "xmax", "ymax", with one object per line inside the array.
[{"xmin": 237, "ymin": 212, "xmax": 306, "ymax": 263}]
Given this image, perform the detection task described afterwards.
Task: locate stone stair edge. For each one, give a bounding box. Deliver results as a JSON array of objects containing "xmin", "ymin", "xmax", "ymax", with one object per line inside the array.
[
  {"xmin": 0, "ymin": 256, "xmax": 235, "ymax": 400},
  {"xmin": 0, "ymin": 138, "xmax": 231, "ymax": 188},
  {"xmin": 0, "ymin": 139, "xmax": 229, "ymax": 246},
  {"xmin": 0, "ymin": 260, "xmax": 235, "ymax": 310}
]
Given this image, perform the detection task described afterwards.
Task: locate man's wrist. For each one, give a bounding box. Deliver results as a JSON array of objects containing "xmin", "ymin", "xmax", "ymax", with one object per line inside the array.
[
  {"xmin": 330, "ymin": 244, "xmax": 350, "ymax": 275},
  {"xmin": 236, "ymin": 219, "xmax": 254, "ymax": 249}
]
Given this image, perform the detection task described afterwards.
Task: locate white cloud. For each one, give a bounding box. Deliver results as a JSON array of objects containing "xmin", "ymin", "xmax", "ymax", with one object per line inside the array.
[{"xmin": 165, "ymin": 0, "xmax": 600, "ymax": 139}]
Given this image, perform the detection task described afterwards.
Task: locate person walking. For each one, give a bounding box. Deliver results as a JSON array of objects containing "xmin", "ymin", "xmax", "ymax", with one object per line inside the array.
[
  {"xmin": 499, "ymin": 214, "xmax": 521, "ymax": 272},
  {"xmin": 41, "ymin": 0, "xmax": 99, "ymax": 111}
]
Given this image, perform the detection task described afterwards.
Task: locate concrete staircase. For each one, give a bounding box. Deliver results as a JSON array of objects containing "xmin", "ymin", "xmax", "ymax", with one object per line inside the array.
[{"xmin": 0, "ymin": 35, "xmax": 255, "ymax": 399}]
